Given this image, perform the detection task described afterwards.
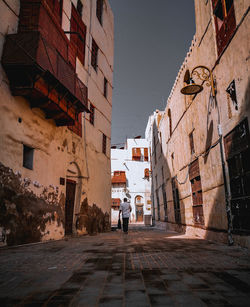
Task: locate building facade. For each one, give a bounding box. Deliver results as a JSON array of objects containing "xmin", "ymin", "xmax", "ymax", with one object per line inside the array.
[
  {"xmin": 111, "ymin": 138, "xmax": 151, "ymax": 225},
  {"xmin": 148, "ymin": 0, "xmax": 250, "ymax": 247},
  {"xmin": 0, "ymin": 0, "xmax": 114, "ymax": 245}
]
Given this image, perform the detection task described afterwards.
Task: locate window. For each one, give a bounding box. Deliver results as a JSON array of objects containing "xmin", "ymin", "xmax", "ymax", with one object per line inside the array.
[
  {"xmin": 189, "ymin": 159, "xmax": 204, "ymax": 225},
  {"xmin": 104, "ymin": 77, "xmax": 108, "ymax": 98},
  {"xmin": 102, "ymin": 133, "xmax": 107, "ymax": 154},
  {"xmin": 189, "ymin": 131, "xmax": 195, "ymax": 154},
  {"xmin": 171, "ymin": 177, "xmax": 181, "ymax": 224},
  {"xmin": 77, "ymin": 0, "xmax": 83, "ymax": 16},
  {"xmin": 156, "ymin": 189, "xmax": 160, "ymax": 221},
  {"xmin": 212, "ymin": 0, "xmax": 236, "ymax": 56},
  {"xmin": 168, "ymin": 109, "xmax": 172, "ymax": 136},
  {"xmin": 68, "ymin": 112, "xmax": 82, "ymax": 137},
  {"xmin": 96, "ymin": 0, "xmax": 103, "ymax": 25},
  {"xmin": 224, "ymin": 118, "xmax": 250, "ymax": 233},
  {"xmin": 132, "ymin": 148, "xmax": 141, "ymax": 161},
  {"xmin": 144, "ymin": 148, "xmax": 149, "ymax": 161},
  {"xmin": 89, "ymin": 104, "xmax": 95, "ymax": 125},
  {"xmin": 162, "ymin": 183, "xmax": 168, "ymax": 222},
  {"xmin": 112, "ymin": 198, "xmax": 120, "ymax": 210},
  {"xmin": 91, "ymin": 39, "xmax": 99, "ymax": 71},
  {"xmin": 23, "ymin": 145, "xmax": 34, "ymax": 170},
  {"xmin": 70, "ymin": 5, "xmax": 86, "ymax": 65},
  {"xmin": 144, "ymin": 168, "xmax": 149, "ymax": 179},
  {"xmin": 46, "ymin": 0, "xmax": 63, "ymax": 24}
]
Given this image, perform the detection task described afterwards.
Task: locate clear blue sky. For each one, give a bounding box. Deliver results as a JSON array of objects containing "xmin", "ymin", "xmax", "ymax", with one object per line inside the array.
[{"xmin": 109, "ymin": 0, "xmax": 196, "ymax": 146}]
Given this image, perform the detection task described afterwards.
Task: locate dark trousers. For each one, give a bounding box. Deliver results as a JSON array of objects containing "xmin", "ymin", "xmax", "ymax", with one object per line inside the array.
[{"xmin": 122, "ymin": 217, "xmax": 129, "ymax": 233}]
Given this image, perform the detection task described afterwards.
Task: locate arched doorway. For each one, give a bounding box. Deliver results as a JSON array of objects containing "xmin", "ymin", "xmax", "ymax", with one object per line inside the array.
[
  {"xmin": 65, "ymin": 161, "xmax": 82, "ymax": 235},
  {"xmin": 135, "ymin": 195, "xmax": 144, "ymax": 222}
]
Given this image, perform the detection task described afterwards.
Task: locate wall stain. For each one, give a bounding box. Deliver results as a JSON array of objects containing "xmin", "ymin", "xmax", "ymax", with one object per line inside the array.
[
  {"xmin": 0, "ymin": 162, "xmax": 64, "ymax": 246},
  {"xmin": 76, "ymin": 198, "xmax": 110, "ymax": 235}
]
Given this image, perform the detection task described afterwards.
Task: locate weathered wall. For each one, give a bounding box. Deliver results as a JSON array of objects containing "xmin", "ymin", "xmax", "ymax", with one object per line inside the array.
[
  {"xmin": 149, "ymin": 0, "xmax": 250, "ymax": 247},
  {"xmin": 0, "ymin": 0, "xmax": 114, "ymax": 245}
]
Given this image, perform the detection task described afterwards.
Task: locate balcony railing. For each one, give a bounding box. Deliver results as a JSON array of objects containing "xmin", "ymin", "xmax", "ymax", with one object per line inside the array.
[
  {"xmin": 112, "ymin": 171, "xmax": 126, "ymax": 184},
  {"xmin": 2, "ymin": 0, "xmax": 89, "ymax": 126}
]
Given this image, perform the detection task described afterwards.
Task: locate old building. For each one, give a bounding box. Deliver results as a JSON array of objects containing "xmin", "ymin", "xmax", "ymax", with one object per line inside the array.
[
  {"xmin": 0, "ymin": 0, "xmax": 114, "ymax": 245},
  {"xmin": 111, "ymin": 138, "xmax": 152, "ymax": 225},
  {"xmin": 148, "ymin": 0, "xmax": 250, "ymax": 247}
]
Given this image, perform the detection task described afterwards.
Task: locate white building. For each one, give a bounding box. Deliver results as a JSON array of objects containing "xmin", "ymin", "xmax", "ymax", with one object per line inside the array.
[{"xmin": 111, "ymin": 138, "xmax": 151, "ymax": 225}]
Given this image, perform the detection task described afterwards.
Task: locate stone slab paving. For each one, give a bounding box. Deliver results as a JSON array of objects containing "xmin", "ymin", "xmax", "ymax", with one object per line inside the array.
[{"xmin": 0, "ymin": 227, "xmax": 250, "ymax": 306}]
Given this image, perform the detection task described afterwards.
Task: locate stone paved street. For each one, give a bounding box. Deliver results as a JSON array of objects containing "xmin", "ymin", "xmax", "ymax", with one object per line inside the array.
[{"xmin": 0, "ymin": 227, "xmax": 250, "ymax": 306}]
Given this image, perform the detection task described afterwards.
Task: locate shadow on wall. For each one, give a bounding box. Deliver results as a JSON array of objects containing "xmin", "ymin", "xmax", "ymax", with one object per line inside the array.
[
  {"xmin": 152, "ymin": 77, "xmax": 250, "ymax": 246},
  {"xmin": 75, "ymin": 198, "xmax": 110, "ymax": 235},
  {"xmin": 204, "ymin": 77, "xmax": 250, "ymax": 245},
  {"xmin": 0, "ymin": 163, "xmax": 65, "ymax": 246},
  {"xmin": 151, "ymin": 120, "xmax": 187, "ymax": 232}
]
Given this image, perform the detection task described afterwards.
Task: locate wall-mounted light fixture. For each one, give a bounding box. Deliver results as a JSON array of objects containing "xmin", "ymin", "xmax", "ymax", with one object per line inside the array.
[
  {"xmin": 180, "ymin": 64, "xmax": 234, "ymax": 246},
  {"xmin": 181, "ymin": 65, "xmax": 216, "ymax": 97}
]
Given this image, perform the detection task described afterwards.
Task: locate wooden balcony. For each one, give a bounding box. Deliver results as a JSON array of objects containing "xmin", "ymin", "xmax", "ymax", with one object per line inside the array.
[
  {"xmin": 1, "ymin": 0, "xmax": 89, "ymax": 126},
  {"xmin": 112, "ymin": 171, "xmax": 126, "ymax": 184}
]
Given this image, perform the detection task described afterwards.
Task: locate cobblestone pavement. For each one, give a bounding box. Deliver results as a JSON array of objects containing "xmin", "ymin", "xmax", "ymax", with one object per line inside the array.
[{"xmin": 0, "ymin": 227, "xmax": 250, "ymax": 306}]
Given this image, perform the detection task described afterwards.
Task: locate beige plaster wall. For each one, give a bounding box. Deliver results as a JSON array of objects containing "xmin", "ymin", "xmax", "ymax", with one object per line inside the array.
[
  {"xmin": 0, "ymin": 0, "xmax": 113, "ymax": 245},
  {"xmin": 150, "ymin": 0, "xmax": 250, "ymax": 246}
]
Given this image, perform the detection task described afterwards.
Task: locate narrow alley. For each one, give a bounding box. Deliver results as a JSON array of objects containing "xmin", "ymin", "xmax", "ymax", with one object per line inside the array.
[{"xmin": 1, "ymin": 227, "xmax": 250, "ymax": 306}]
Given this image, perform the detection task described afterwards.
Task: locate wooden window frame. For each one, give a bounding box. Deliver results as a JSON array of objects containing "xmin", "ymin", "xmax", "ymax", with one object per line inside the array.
[
  {"xmin": 171, "ymin": 177, "xmax": 181, "ymax": 224},
  {"xmin": 102, "ymin": 133, "xmax": 107, "ymax": 155},
  {"xmin": 89, "ymin": 103, "xmax": 95, "ymax": 125},
  {"xmin": 132, "ymin": 147, "xmax": 141, "ymax": 161},
  {"xmin": 144, "ymin": 148, "xmax": 149, "ymax": 161},
  {"xmin": 96, "ymin": 0, "xmax": 104, "ymax": 25},
  {"xmin": 104, "ymin": 77, "xmax": 108, "ymax": 98},
  {"xmin": 212, "ymin": 0, "xmax": 236, "ymax": 56},
  {"xmin": 189, "ymin": 131, "xmax": 195, "ymax": 154},
  {"xmin": 189, "ymin": 159, "xmax": 204, "ymax": 225},
  {"xmin": 91, "ymin": 39, "xmax": 99, "ymax": 71},
  {"xmin": 70, "ymin": 5, "xmax": 86, "ymax": 66}
]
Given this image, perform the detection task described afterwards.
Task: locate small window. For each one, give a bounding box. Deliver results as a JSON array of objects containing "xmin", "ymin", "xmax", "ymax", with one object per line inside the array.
[
  {"xmin": 132, "ymin": 148, "xmax": 141, "ymax": 161},
  {"xmin": 102, "ymin": 133, "xmax": 107, "ymax": 154},
  {"xmin": 168, "ymin": 109, "xmax": 172, "ymax": 136},
  {"xmin": 144, "ymin": 168, "xmax": 149, "ymax": 178},
  {"xmin": 89, "ymin": 104, "xmax": 95, "ymax": 125},
  {"xmin": 23, "ymin": 145, "xmax": 34, "ymax": 170},
  {"xmin": 77, "ymin": 0, "xmax": 83, "ymax": 16},
  {"xmin": 96, "ymin": 0, "xmax": 103, "ymax": 25},
  {"xmin": 144, "ymin": 148, "xmax": 149, "ymax": 161},
  {"xmin": 189, "ymin": 131, "xmax": 195, "ymax": 154},
  {"xmin": 104, "ymin": 77, "xmax": 108, "ymax": 98},
  {"xmin": 91, "ymin": 39, "xmax": 99, "ymax": 71}
]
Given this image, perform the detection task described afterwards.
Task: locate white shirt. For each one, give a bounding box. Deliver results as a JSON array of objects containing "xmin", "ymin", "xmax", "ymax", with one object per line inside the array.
[{"xmin": 119, "ymin": 202, "xmax": 131, "ymax": 218}]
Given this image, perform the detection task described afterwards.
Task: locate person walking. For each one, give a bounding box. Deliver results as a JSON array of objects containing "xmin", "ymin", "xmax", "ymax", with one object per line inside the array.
[{"xmin": 119, "ymin": 198, "xmax": 132, "ymax": 234}]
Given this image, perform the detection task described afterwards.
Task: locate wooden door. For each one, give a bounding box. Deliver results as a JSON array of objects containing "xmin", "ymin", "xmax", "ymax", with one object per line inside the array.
[
  {"xmin": 65, "ymin": 179, "xmax": 76, "ymax": 235},
  {"xmin": 136, "ymin": 205, "xmax": 144, "ymax": 222}
]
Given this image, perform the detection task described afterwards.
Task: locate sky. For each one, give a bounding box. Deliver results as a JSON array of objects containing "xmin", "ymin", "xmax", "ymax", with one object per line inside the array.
[{"xmin": 109, "ymin": 0, "xmax": 196, "ymax": 146}]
